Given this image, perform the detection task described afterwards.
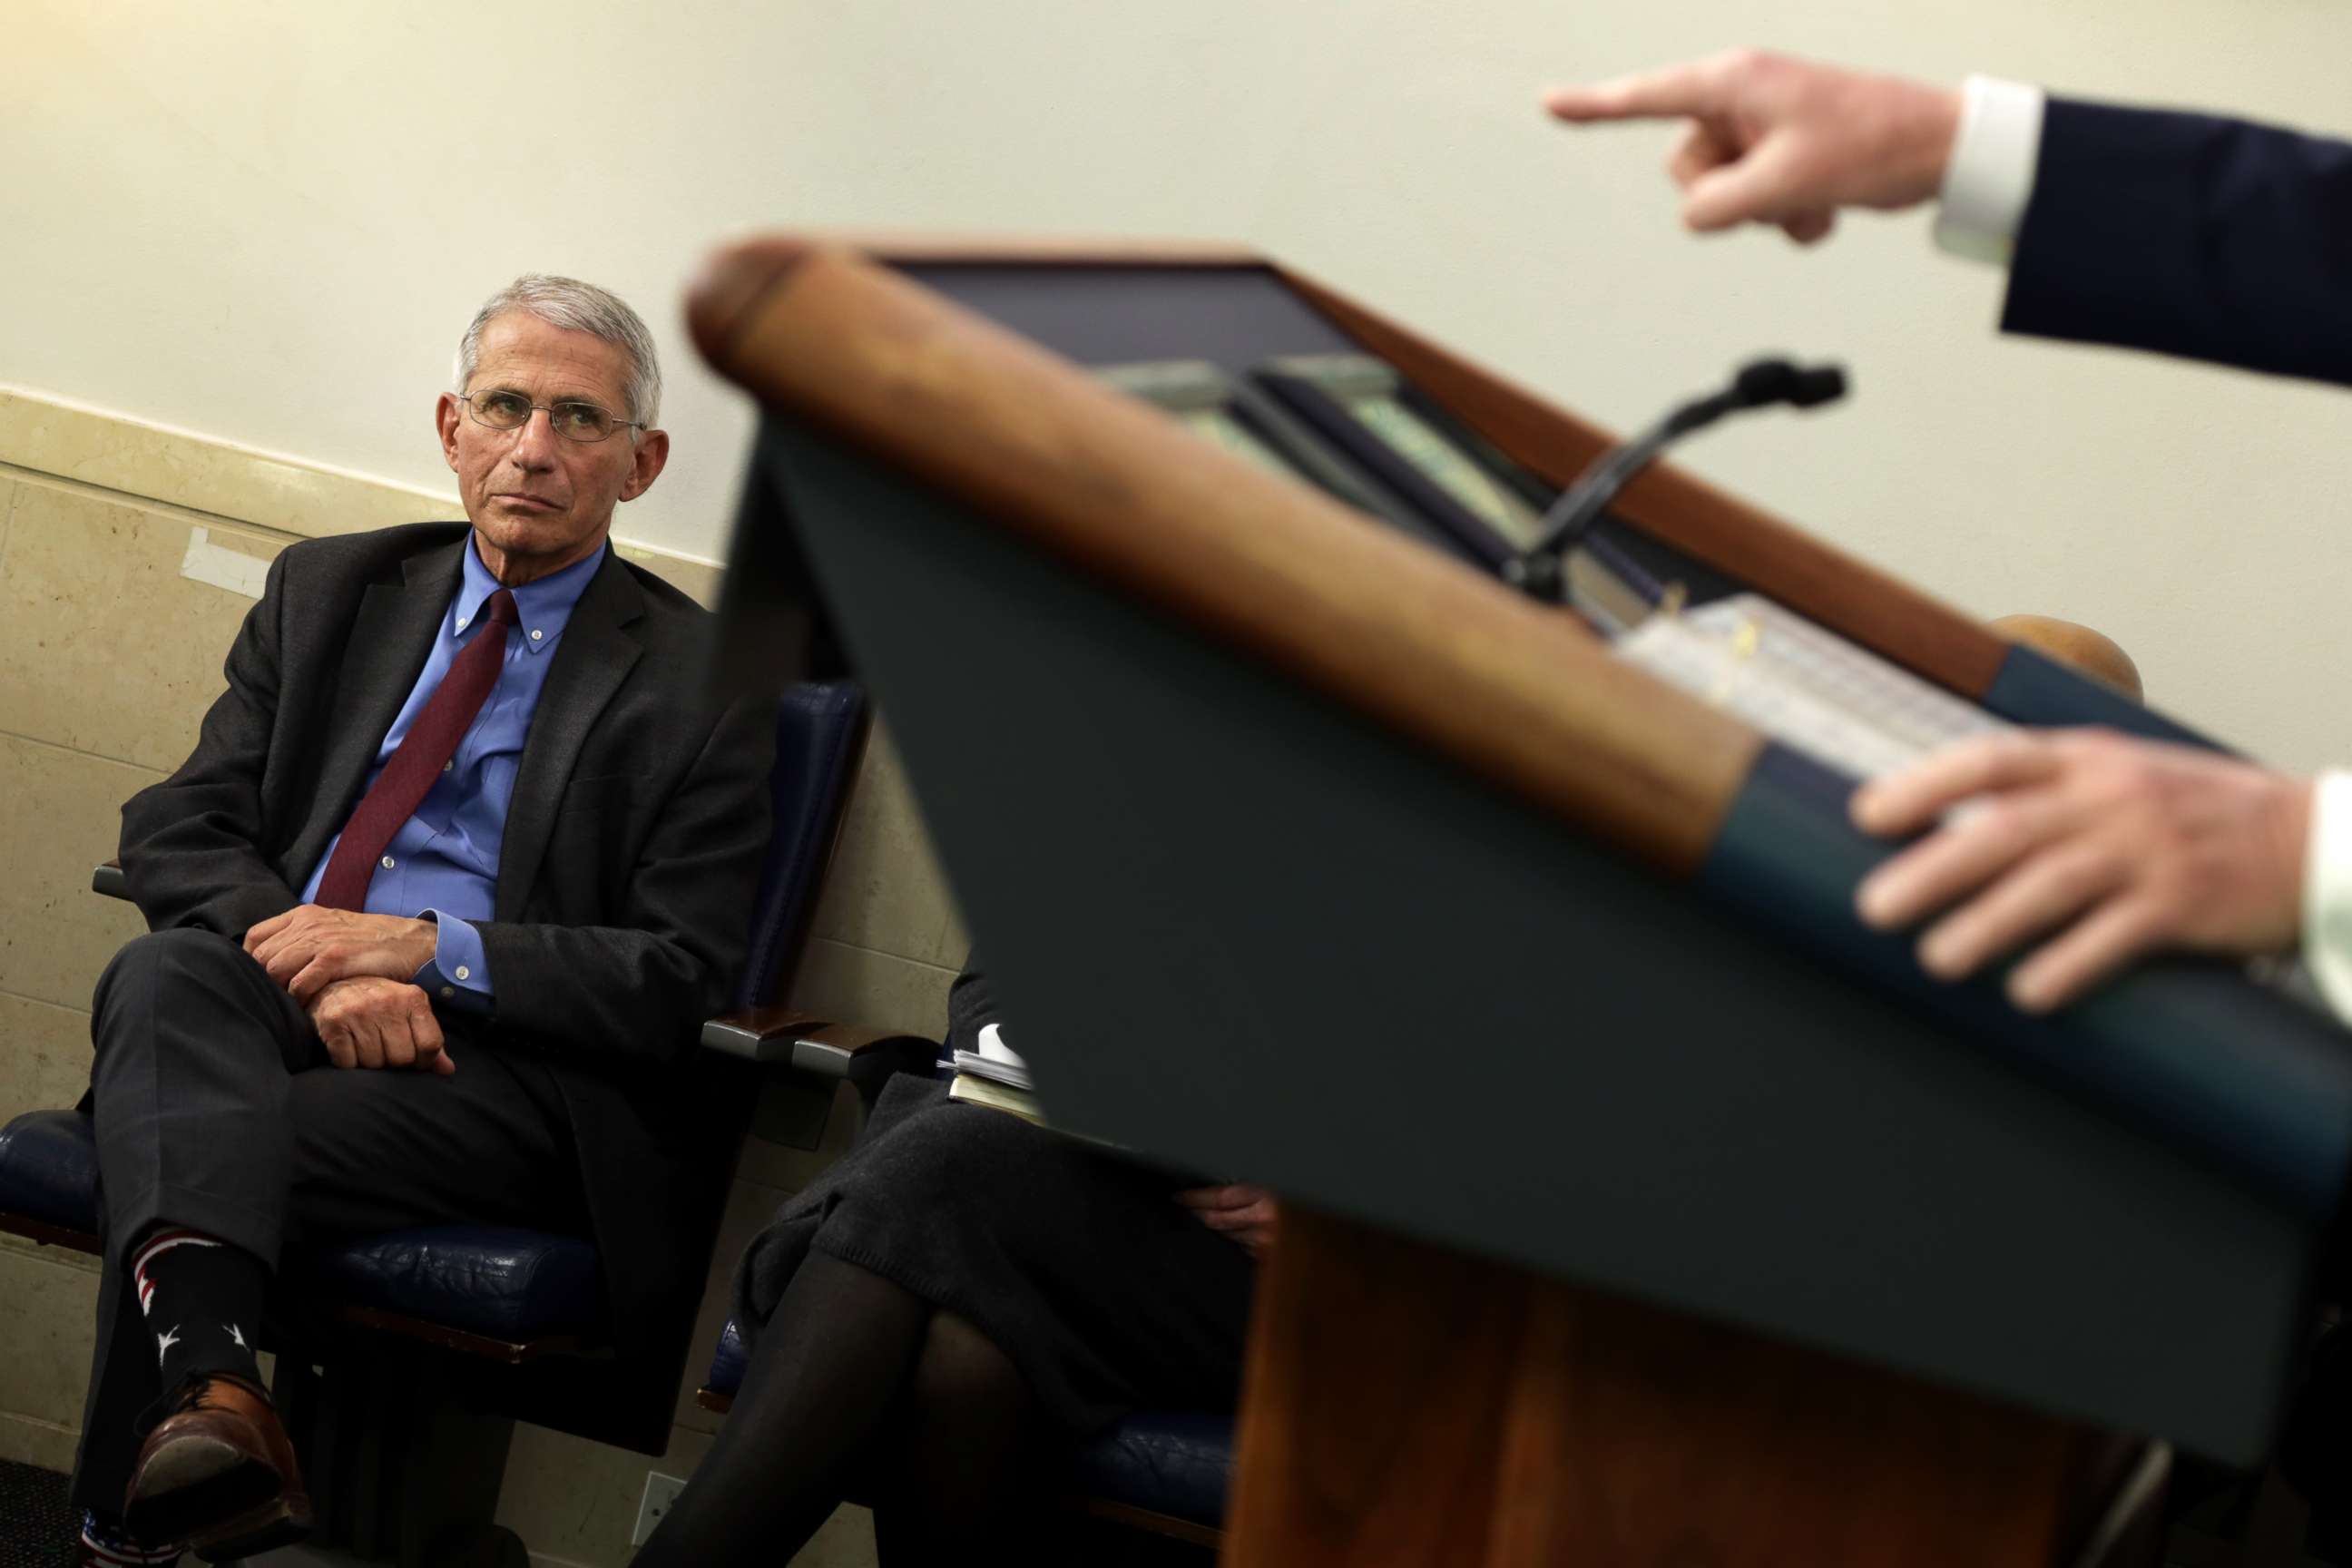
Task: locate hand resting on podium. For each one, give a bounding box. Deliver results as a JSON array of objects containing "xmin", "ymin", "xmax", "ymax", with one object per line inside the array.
[
  {"xmin": 1829, "ymin": 615, "xmax": 2310, "ymax": 1014},
  {"xmin": 1852, "ymin": 727, "xmax": 2312, "ymax": 1014}
]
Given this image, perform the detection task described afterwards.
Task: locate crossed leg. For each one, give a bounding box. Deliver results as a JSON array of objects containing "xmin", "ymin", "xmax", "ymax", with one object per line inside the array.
[{"xmin": 71, "ymin": 928, "xmax": 588, "ymax": 1549}]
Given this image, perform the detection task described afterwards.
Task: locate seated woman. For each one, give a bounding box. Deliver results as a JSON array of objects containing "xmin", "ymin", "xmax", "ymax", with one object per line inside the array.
[{"xmin": 634, "ymin": 964, "xmax": 1274, "ymax": 1565}]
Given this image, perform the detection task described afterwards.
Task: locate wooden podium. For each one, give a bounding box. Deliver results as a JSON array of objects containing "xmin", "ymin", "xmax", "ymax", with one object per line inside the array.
[{"xmin": 686, "ymin": 237, "xmax": 2352, "ymax": 1565}]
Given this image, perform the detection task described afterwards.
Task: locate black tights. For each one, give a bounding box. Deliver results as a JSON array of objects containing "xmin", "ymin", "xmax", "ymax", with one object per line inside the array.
[{"xmin": 634, "ymin": 1250, "xmax": 1043, "ymax": 1567}]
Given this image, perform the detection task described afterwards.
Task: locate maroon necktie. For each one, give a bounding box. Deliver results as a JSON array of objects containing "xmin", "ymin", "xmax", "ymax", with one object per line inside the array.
[{"xmin": 314, "ymin": 588, "xmax": 519, "ymax": 911}]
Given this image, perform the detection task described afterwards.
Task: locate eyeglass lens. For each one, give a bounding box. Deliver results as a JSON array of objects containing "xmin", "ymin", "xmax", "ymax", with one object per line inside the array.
[{"xmin": 466, "ymin": 390, "xmax": 622, "ymax": 442}]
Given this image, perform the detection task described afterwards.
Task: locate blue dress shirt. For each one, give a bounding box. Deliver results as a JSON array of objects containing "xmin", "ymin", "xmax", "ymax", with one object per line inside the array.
[{"xmin": 298, "ymin": 536, "xmax": 607, "ymax": 1013}]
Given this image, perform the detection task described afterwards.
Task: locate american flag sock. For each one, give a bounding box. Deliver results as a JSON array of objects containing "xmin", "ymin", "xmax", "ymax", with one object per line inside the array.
[
  {"xmin": 79, "ymin": 1507, "xmax": 182, "ymax": 1564},
  {"xmin": 128, "ymin": 1228, "xmax": 266, "ymax": 1397}
]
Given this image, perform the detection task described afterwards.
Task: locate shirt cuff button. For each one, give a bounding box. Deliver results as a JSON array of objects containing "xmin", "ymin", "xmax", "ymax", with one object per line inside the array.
[{"xmin": 454, "ymin": 965, "xmax": 471, "ymax": 981}]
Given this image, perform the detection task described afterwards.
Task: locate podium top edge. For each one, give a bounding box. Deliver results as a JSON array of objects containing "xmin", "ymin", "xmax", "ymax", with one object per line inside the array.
[
  {"xmin": 687, "ymin": 232, "xmax": 1266, "ymax": 362},
  {"xmin": 687, "ymin": 232, "xmax": 1769, "ymax": 874}
]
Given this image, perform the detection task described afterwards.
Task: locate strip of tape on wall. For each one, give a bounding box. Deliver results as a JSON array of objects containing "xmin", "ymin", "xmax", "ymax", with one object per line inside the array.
[{"xmin": 180, "ymin": 526, "xmax": 270, "ymax": 600}]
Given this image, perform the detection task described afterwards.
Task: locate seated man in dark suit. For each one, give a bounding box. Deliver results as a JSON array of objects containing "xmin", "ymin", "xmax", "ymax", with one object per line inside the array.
[{"xmin": 68, "ymin": 275, "xmax": 774, "ymax": 1566}]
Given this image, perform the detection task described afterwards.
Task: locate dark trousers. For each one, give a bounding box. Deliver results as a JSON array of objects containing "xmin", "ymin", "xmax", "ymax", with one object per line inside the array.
[{"xmin": 69, "ymin": 928, "xmax": 590, "ymax": 1519}]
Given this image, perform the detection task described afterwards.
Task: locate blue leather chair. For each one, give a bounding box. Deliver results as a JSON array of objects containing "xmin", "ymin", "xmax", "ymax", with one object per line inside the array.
[{"xmin": 0, "ymin": 680, "xmax": 934, "ymax": 1566}]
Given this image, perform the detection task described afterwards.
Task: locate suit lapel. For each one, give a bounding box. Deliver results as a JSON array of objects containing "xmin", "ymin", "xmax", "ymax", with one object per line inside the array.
[
  {"xmin": 282, "ymin": 540, "xmax": 467, "ymax": 885},
  {"xmin": 496, "ymin": 553, "xmax": 644, "ymax": 921}
]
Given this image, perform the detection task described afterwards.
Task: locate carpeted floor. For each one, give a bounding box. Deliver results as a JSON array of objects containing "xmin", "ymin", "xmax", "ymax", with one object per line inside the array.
[
  {"xmin": 0, "ymin": 1457, "xmax": 72, "ymax": 1566},
  {"xmin": 0, "ymin": 1464, "xmax": 350, "ymax": 1565}
]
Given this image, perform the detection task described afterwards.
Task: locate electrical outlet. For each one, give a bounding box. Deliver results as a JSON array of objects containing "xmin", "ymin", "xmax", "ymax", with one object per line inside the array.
[{"xmin": 632, "ymin": 1471, "xmax": 688, "ymax": 1546}]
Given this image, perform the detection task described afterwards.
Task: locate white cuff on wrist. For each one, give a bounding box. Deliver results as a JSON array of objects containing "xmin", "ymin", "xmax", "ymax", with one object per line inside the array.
[
  {"xmin": 2300, "ymin": 772, "xmax": 2352, "ymax": 1025},
  {"xmin": 1933, "ymin": 75, "xmax": 2046, "ymax": 266}
]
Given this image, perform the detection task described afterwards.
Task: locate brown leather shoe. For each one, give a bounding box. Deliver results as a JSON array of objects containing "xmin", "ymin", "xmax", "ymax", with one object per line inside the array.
[{"xmin": 122, "ymin": 1375, "xmax": 312, "ymax": 1561}]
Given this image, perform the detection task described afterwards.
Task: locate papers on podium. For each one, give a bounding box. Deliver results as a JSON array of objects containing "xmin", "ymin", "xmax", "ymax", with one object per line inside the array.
[{"xmin": 1614, "ymin": 593, "xmax": 2010, "ymax": 782}]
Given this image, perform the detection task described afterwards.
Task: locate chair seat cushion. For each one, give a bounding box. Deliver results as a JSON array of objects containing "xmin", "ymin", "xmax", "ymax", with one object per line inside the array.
[
  {"xmin": 0, "ymin": 1109, "xmax": 101, "ymax": 1234},
  {"xmin": 1065, "ymin": 1408, "xmax": 1235, "ymax": 1527},
  {"xmin": 706, "ymin": 1317, "xmax": 1233, "ymax": 1526},
  {"xmin": 0, "ymin": 1110, "xmax": 603, "ymax": 1342},
  {"xmin": 709, "ymin": 1315, "xmax": 751, "ymax": 1393},
  {"xmin": 302, "ymin": 1226, "xmax": 604, "ymax": 1342}
]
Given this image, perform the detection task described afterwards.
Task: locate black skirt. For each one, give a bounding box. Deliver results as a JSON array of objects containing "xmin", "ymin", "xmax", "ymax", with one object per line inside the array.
[{"xmin": 731, "ymin": 1075, "xmax": 1258, "ymax": 1436}]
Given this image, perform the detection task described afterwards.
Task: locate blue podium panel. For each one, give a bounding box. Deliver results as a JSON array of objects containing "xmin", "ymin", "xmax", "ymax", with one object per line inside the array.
[{"xmin": 757, "ymin": 417, "xmax": 2316, "ymax": 1465}]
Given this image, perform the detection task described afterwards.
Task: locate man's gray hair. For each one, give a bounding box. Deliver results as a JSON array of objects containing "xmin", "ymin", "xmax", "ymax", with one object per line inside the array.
[{"xmin": 453, "ymin": 274, "xmax": 662, "ymax": 429}]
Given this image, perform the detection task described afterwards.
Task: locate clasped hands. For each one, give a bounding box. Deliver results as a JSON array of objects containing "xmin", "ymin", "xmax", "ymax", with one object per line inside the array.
[{"xmin": 243, "ymin": 907, "xmax": 453, "ymax": 1074}]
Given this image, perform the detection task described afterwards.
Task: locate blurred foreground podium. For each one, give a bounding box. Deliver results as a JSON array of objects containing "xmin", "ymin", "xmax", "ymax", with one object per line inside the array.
[{"xmin": 687, "ymin": 237, "xmax": 2352, "ymax": 1565}]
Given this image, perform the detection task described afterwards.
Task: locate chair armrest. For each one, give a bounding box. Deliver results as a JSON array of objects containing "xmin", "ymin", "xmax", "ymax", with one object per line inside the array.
[
  {"xmin": 93, "ymin": 860, "xmax": 128, "ymax": 901},
  {"xmin": 701, "ymin": 1006, "xmax": 937, "ymax": 1079},
  {"xmin": 704, "ymin": 1008, "xmax": 940, "ymax": 1149}
]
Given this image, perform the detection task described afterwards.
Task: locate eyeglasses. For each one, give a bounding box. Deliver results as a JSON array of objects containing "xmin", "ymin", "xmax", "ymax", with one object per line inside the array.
[{"xmin": 458, "ymin": 390, "xmax": 644, "ymax": 444}]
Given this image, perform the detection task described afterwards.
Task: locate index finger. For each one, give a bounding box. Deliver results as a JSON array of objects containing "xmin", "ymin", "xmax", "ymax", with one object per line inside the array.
[
  {"xmin": 1850, "ymin": 734, "xmax": 2063, "ymax": 838},
  {"xmin": 1544, "ymin": 61, "xmax": 1730, "ymax": 124},
  {"xmin": 408, "ymin": 995, "xmax": 448, "ymax": 1071}
]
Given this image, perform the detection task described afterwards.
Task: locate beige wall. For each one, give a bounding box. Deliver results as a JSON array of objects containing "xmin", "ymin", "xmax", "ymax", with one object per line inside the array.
[
  {"xmin": 9, "ymin": 1, "xmax": 2352, "ymax": 771},
  {"xmin": 11, "ymin": 2, "xmax": 2352, "ymax": 1554},
  {"xmin": 0, "ymin": 394, "xmax": 964, "ymax": 1565}
]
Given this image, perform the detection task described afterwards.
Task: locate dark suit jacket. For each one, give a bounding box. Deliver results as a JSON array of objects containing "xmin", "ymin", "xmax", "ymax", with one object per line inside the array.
[
  {"xmin": 118, "ymin": 521, "xmax": 776, "ymax": 1451},
  {"xmin": 2007, "ymin": 97, "xmax": 2352, "ymax": 387}
]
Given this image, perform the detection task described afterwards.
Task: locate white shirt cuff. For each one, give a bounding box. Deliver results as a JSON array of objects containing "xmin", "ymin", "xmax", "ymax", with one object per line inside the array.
[
  {"xmin": 1933, "ymin": 75, "xmax": 2047, "ymax": 267},
  {"xmin": 2302, "ymin": 773, "xmax": 2352, "ymax": 1025}
]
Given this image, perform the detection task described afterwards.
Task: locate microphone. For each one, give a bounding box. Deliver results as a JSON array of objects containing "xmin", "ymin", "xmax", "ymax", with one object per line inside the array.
[
  {"xmin": 1504, "ymin": 357, "xmax": 1847, "ymax": 604},
  {"xmin": 1730, "ymin": 358, "xmax": 1847, "ymax": 411}
]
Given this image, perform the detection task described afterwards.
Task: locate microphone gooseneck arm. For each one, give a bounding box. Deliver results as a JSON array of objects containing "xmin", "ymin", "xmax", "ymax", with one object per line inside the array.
[{"xmin": 1504, "ymin": 357, "xmax": 1847, "ymax": 606}]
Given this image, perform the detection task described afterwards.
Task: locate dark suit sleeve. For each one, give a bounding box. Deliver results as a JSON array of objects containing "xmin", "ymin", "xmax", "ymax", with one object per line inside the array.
[
  {"xmin": 2004, "ymin": 97, "xmax": 2352, "ymax": 387},
  {"xmin": 118, "ymin": 553, "xmax": 305, "ymax": 938},
  {"xmin": 474, "ymin": 691, "xmax": 774, "ymax": 1066}
]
